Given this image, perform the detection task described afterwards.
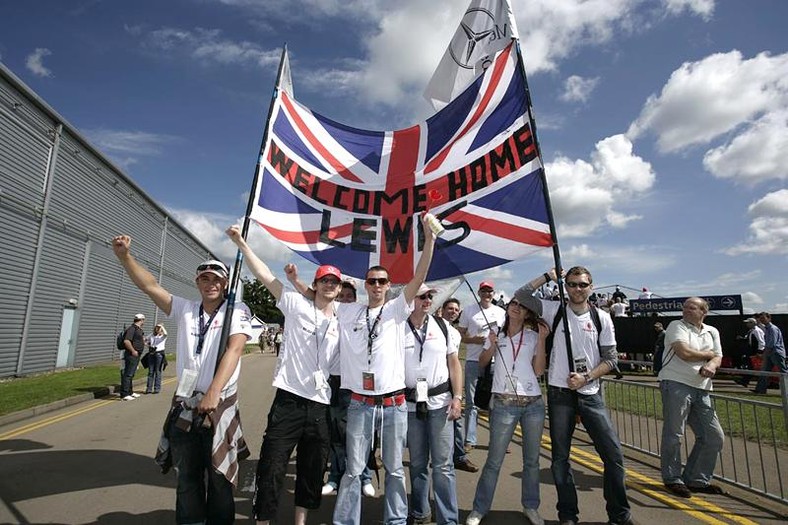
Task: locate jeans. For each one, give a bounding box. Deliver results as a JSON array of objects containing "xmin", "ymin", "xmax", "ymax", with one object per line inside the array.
[
  {"xmin": 660, "ymin": 380, "xmax": 725, "ymax": 487},
  {"xmin": 472, "ymin": 396, "xmax": 544, "ymax": 516},
  {"xmin": 333, "ymin": 398, "xmax": 408, "ymax": 525},
  {"xmin": 547, "ymin": 386, "xmax": 630, "ymax": 523},
  {"xmin": 407, "ymin": 408, "xmax": 458, "ymax": 524},
  {"xmin": 146, "ymin": 352, "xmax": 164, "ymax": 393},
  {"xmin": 253, "ymin": 389, "xmax": 330, "ymax": 521},
  {"xmin": 169, "ymin": 417, "xmax": 235, "ymax": 524},
  {"xmin": 327, "ymin": 389, "xmax": 372, "ymax": 487},
  {"xmin": 464, "ymin": 360, "xmax": 481, "ymax": 446},
  {"xmin": 452, "ymin": 418, "xmax": 467, "ymax": 463},
  {"xmin": 754, "ymin": 351, "xmax": 787, "ymax": 393},
  {"xmin": 120, "ymin": 352, "xmax": 139, "ymax": 397}
]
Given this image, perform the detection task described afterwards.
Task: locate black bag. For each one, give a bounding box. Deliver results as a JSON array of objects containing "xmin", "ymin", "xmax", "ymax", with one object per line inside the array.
[
  {"xmin": 141, "ymin": 352, "xmax": 151, "ymax": 369},
  {"xmin": 473, "ymin": 364, "xmax": 493, "ymax": 410},
  {"xmin": 116, "ymin": 326, "xmax": 127, "ymax": 350}
]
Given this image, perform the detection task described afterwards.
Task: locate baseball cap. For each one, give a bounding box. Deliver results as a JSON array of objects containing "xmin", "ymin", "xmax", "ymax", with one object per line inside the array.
[
  {"xmin": 314, "ymin": 264, "xmax": 342, "ymax": 281},
  {"xmin": 134, "ymin": 313, "xmax": 145, "ymax": 321},
  {"xmin": 416, "ymin": 283, "xmax": 438, "ymax": 296},
  {"xmin": 744, "ymin": 318, "xmax": 757, "ymax": 324},
  {"xmin": 478, "ymin": 281, "xmax": 494, "ymax": 290},
  {"xmin": 196, "ymin": 260, "xmax": 229, "ymax": 280}
]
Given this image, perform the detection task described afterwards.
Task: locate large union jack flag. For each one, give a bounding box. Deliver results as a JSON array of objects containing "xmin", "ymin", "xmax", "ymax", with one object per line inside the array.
[{"xmin": 250, "ymin": 42, "xmax": 553, "ymax": 284}]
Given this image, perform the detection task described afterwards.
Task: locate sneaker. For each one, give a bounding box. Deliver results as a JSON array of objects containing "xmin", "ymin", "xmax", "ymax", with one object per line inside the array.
[
  {"xmin": 409, "ymin": 514, "xmax": 432, "ymax": 525},
  {"xmin": 522, "ymin": 508, "xmax": 544, "ymax": 525},
  {"xmin": 362, "ymin": 483, "xmax": 375, "ymax": 497},
  {"xmin": 664, "ymin": 483, "xmax": 692, "ymax": 498},
  {"xmin": 321, "ymin": 482, "xmax": 337, "ymax": 495},
  {"xmin": 688, "ymin": 483, "xmax": 725, "ymax": 495},
  {"xmin": 454, "ymin": 458, "xmax": 479, "ymax": 473},
  {"xmin": 121, "ymin": 395, "xmax": 136, "ymax": 401},
  {"xmin": 130, "ymin": 393, "xmax": 141, "ymax": 398},
  {"xmin": 144, "ymin": 390, "xmax": 152, "ymax": 394},
  {"xmin": 465, "ymin": 510, "xmax": 483, "ymax": 525}
]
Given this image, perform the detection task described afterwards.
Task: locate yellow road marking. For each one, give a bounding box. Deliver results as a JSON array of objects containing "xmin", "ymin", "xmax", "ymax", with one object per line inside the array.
[{"xmin": 478, "ymin": 413, "xmax": 759, "ymax": 525}]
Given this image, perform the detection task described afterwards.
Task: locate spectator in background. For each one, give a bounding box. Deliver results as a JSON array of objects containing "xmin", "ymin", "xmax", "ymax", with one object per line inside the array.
[
  {"xmin": 120, "ymin": 313, "xmax": 145, "ymax": 400},
  {"xmin": 659, "ymin": 297, "xmax": 725, "ymax": 498},
  {"xmin": 612, "ymin": 286, "xmax": 627, "ymax": 302},
  {"xmin": 145, "ymin": 323, "xmax": 168, "ymax": 394},
  {"xmin": 638, "ymin": 287, "xmax": 652, "ymax": 299},
  {"xmin": 752, "ymin": 312, "xmax": 786, "ymax": 394},
  {"xmin": 735, "ymin": 318, "xmax": 764, "ymax": 387},
  {"xmin": 610, "ymin": 297, "xmax": 627, "ymax": 318}
]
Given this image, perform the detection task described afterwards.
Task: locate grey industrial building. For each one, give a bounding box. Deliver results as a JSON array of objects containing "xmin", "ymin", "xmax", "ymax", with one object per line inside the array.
[{"xmin": 0, "ymin": 62, "xmax": 216, "ymax": 378}]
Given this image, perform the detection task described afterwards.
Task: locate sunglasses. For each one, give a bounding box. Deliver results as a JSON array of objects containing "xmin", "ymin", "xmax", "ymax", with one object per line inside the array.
[
  {"xmin": 366, "ymin": 277, "xmax": 390, "ymax": 286},
  {"xmin": 317, "ymin": 277, "xmax": 340, "ymax": 286},
  {"xmin": 566, "ymin": 281, "xmax": 591, "ymax": 289},
  {"xmin": 417, "ymin": 293, "xmax": 434, "ymax": 300},
  {"xmin": 508, "ymin": 300, "xmax": 524, "ymax": 308},
  {"xmin": 196, "ymin": 263, "xmax": 227, "ymax": 274}
]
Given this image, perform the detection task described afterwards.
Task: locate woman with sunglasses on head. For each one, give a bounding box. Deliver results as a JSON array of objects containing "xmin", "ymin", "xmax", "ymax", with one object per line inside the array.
[{"xmin": 465, "ymin": 299, "xmax": 548, "ymax": 525}]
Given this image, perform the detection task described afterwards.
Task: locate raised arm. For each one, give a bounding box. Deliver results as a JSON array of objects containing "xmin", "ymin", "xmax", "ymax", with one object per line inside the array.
[
  {"xmin": 112, "ymin": 235, "xmax": 172, "ymax": 315},
  {"xmin": 225, "ymin": 225, "xmax": 284, "ymax": 301},
  {"xmin": 403, "ymin": 214, "xmax": 437, "ymax": 303},
  {"xmin": 513, "ymin": 267, "xmax": 559, "ymax": 317},
  {"xmin": 284, "ymin": 263, "xmax": 314, "ymax": 300}
]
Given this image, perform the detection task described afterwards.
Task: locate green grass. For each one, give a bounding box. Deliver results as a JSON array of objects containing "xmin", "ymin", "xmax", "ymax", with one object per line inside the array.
[{"xmin": 0, "ymin": 344, "xmax": 260, "ymax": 417}]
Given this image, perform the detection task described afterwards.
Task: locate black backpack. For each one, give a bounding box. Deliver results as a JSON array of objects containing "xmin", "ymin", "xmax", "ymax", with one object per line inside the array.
[
  {"xmin": 546, "ymin": 304, "xmax": 602, "ymax": 356},
  {"xmin": 652, "ymin": 332, "xmax": 672, "ymax": 375},
  {"xmin": 116, "ymin": 326, "xmax": 128, "ymax": 350}
]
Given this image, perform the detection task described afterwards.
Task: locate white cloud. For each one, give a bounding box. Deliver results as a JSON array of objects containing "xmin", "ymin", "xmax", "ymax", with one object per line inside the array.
[
  {"xmin": 741, "ymin": 291, "xmax": 763, "ymax": 305},
  {"xmin": 627, "ymin": 50, "xmax": 788, "ymax": 153},
  {"xmin": 133, "ymin": 26, "xmax": 281, "ymax": 69},
  {"xmin": 25, "ymin": 48, "xmax": 53, "ymax": 77},
  {"xmin": 703, "ymin": 110, "xmax": 788, "ymax": 184},
  {"xmin": 84, "ymin": 128, "xmax": 178, "ymax": 156},
  {"xmin": 545, "ymin": 134, "xmax": 655, "ymax": 237},
  {"xmin": 560, "ymin": 75, "xmax": 600, "ymax": 103},
  {"xmin": 663, "ymin": 0, "xmax": 715, "ymax": 19},
  {"xmin": 724, "ymin": 189, "xmax": 788, "ymax": 255}
]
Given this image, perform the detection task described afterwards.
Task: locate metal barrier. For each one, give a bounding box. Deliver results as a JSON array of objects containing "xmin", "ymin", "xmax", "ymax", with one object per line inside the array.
[{"xmin": 600, "ymin": 363, "xmax": 787, "ymax": 503}]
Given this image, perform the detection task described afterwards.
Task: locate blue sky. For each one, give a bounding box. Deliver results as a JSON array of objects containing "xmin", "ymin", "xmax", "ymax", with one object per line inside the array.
[{"xmin": 2, "ymin": 0, "xmax": 787, "ymax": 314}]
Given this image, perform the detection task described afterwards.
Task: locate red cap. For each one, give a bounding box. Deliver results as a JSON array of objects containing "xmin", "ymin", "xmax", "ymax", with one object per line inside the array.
[
  {"xmin": 479, "ymin": 281, "xmax": 494, "ymax": 290},
  {"xmin": 314, "ymin": 265, "xmax": 341, "ymax": 281}
]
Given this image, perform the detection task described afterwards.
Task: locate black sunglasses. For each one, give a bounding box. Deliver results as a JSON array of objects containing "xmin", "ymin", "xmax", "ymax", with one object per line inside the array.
[
  {"xmin": 196, "ymin": 263, "xmax": 227, "ymax": 274},
  {"xmin": 366, "ymin": 277, "xmax": 390, "ymax": 286},
  {"xmin": 317, "ymin": 277, "xmax": 340, "ymax": 285},
  {"xmin": 418, "ymin": 293, "xmax": 434, "ymax": 300},
  {"xmin": 566, "ymin": 281, "xmax": 591, "ymax": 289}
]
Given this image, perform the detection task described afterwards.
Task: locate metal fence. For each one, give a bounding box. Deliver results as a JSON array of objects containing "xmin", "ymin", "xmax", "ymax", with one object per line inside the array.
[{"xmin": 601, "ymin": 363, "xmax": 787, "ymax": 504}]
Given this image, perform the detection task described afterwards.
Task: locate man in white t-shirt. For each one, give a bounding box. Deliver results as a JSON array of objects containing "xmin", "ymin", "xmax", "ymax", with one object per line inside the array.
[
  {"xmin": 659, "ymin": 297, "xmax": 725, "ymax": 498},
  {"xmin": 333, "ymin": 214, "xmax": 437, "ymax": 525},
  {"xmin": 112, "ymin": 235, "xmax": 252, "ymax": 524},
  {"xmin": 457, "ymin": 281, "xmax": 505, "ymax": 450},
  {"xmin": 404, "ymin": 284, "xmax": 463, "ymax": 525},
  {"xmin": 515, "ymin": 267, "xmax": 634, "ymax": 525},
  {"xmin": 227, "ymin": 225, "xmax": 341, "ymax": 525}
]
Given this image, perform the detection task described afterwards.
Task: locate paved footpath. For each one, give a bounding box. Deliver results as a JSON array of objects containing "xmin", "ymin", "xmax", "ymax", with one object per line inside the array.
[{"xmin": 0, "ymin": 352, "xmax": 785, "ymax": 524}]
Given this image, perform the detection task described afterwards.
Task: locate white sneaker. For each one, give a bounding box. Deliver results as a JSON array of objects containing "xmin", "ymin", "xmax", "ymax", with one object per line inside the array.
[
  {"xmin": 321, "ymin": 482, "xmax": 337, "ymax": 495},
  {"xmin": 130, "ymin": 393, "xmax": 141, "ymax": 398},
  {"xmin": 466, "ymin": 510, "xmax": 483, "ymax": 525},
  {"xmin": 122, "ymin": 395, "xmax": 136, "ymax": 401},
  {"xmin": 362, "ymin": 483, "xmax": 375, "ymax": 497},
  {"xmin": 523, "ymin": 508, "xmax": 544, "ymax": 525}
]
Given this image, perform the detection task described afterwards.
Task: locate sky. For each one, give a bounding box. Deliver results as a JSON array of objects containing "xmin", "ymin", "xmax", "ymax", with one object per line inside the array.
[{"xmin": 1, "ymin": 0, "xmax": 787, "ymax": 314}]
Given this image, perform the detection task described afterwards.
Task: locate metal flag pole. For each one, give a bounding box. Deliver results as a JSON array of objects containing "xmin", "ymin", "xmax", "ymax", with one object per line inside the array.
[
  {"xmin": 213, "ymin": 44, "xmax": 290, "ymax": 371},
  {"xmin": 512, "ymin": 39, "xmax": 575, "ymax": 372}
]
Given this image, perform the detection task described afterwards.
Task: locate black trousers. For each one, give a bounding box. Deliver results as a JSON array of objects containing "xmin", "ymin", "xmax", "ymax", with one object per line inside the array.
[{"xmin": 253, "ymin": 389, "xmax": 330, "ymax": 520}]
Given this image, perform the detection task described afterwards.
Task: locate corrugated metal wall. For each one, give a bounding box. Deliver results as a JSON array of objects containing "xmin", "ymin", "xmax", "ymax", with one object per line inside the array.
[{"xmin": 0, "ymin": 63, "xmax": 218, "ymax": 377}]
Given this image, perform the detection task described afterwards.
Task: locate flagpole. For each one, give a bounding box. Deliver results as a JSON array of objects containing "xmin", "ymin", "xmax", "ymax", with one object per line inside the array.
[
  {"xmin": 214, "ymin": 44, "xmax": 289, "ymax": 371},
  {"xmin": 512, "ymin": 39, "xmax": 575, "ymax": 372}
]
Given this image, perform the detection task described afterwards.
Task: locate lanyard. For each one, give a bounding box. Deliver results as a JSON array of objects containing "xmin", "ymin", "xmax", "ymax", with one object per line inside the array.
[
  {"xmin": 366, "ymin": 305, "xmax": 384, "ymax": 367},
  {"xmin": 407, "ymin": 316, "xmax": 429, "ymax": 363},
  {"xmin": 196, "ymin": 300, "xmax": 225, "ymax": 355},
  {"xmin": 508, "ymin": 329, "xmax": 525, "ymax": 372},
  {"xmin": 313, "ymin": 302, "xmax": 336, "ymax": 368}
]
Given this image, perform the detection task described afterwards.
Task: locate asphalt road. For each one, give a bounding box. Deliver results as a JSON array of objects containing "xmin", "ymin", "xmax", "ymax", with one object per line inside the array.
[{"xmin": 0, "ymin": 352, "xmax": 785, "ymax": 524}]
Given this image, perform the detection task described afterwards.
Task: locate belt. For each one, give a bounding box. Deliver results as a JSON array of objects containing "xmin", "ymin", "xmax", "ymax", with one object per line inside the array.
[
  {"xmin": 404, "ymin": 380, "xmax": 451, "ymax": 402},
  {"xmin": 351, "ymin": 390, "xmax": 406, "ymax": 407},
  {"xmin": 494, "ymin": 393, "xmax": 542, "ymax": 406}
]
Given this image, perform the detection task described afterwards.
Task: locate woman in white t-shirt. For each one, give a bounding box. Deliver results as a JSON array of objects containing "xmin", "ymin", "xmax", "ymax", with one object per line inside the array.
[
  {"xmin": 466, "ymin": 299, "xmax": 549, "ymax": 525},
  {"xmin": 144, "ymin": 324, "xmax": 167, "ymax": 394}
]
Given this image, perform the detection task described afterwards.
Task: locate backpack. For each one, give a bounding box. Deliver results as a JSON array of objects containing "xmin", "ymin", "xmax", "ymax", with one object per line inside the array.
[
  {"xmin": 652, "ymin": 332, "xmax": 672, "ymax": 376},
  {"xmin": 547, "ymin": 304, "xmax": 618, "ymax": 375},
  {"xmin": 116, "ymin": 325, "xmax": 131, "ymax": 350}
]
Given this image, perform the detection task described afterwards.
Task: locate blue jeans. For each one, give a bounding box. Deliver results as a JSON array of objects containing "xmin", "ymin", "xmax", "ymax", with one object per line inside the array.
[
  {"xmin": 754, "ymin": 351, "xmax": 787, "ymax": 393},
  {"xmin": 660, "ymin": 380, "xmax": 724, "ymax": 487},
  {"xmin": 547, "ymin": 386, "xmax": 630, "ymax": 524},
  {"xmin": 464, "ymin": 360, "xmax": 481, "ymax": 446},
  {"xmin": 169, "ymin": 418, "xmax": 235, "ymax": 524},
  {"xmin": 407, "ymin": 408, "xmax": 458, "ymax": 524},
  {"xmin": 472, "ymin": 396, "xmax": 544, "ymax": 516},
  {"xmin": 146, "ymin": 352, "xmax": 164, "ymax": 393},
  {"xmin": 327, "ymin": 389, "xmax": 372, "ymax": 487},
  {"xmin": 120, "ymin": 351, "xmax": 139, "ymax": 397},
  {"xmin": 333, "ymin": 398, "xmax": 408, "ymax": 525},
  {"xmin": 452, "ymin": 418, "xmax": 467, "ymax": 463}
]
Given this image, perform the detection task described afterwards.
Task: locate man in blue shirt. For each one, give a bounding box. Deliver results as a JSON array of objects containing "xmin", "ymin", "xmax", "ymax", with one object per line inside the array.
[{"xmin": 752, "ymin": 312, "xmax": 786, "ymax": 394}]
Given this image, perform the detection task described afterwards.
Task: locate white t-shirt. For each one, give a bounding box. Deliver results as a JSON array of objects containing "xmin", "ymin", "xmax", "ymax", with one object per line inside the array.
[
  {"xmin": 168, "ymin": 296, "xmax": 253, "ymax": 396},
  {"xmin": 541, "ymin": 300, "xmax": 616, "ymax": 395},
  {"xmin": 484, "ymin": 328, "xmax": 541, "ymax": 397},
  {"xmin": 337, "ymin": 293, "xmax": 413, "ymax": 395},
  {"xmin": 458, "ymin": 302, "xmax": 506, "ymax": 361},
  {"xmin": 611, "ymin": 302, "xmax": 627, "ymax": 317},
  {"xmin": 148, "ymin": 334, "xmax": 167, "ymax": 351},
  {"xmin": 404, "ymin": 316, "xmax": 460, "ymax": 411},
  {"xmin": 659, "ymin": 319, "xmax": 722, "ymax": 391},
  {"xmin": 273, "ymin": 289, "xmax": 340, "ymax": 404}
]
